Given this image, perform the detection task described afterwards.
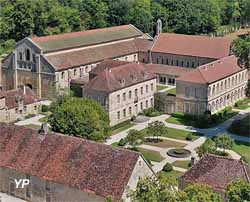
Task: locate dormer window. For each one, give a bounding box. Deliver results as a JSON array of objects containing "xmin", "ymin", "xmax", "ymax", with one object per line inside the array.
[
  {"xmin": 119, "ymin": 78, "xmax": 125, "ymax": 86},
  {"xmin": 26, "ymin": 49, "xmax": 30, "ymax": 61}
]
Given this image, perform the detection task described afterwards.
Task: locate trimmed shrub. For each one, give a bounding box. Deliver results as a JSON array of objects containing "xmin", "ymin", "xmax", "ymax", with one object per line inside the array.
[
  {"xmin": 41, "ymin": 105, "xmax": 49, "ymax": 113},
  {"xmin": 163, "ymin": 162, "xmax": 173, "ymax": 172},
  {"xmin": 118, "ymin": 138, "xmax": 127, "ymax": 147},
  {"xmin": 141, "ymin": 108, "xmax": 161, "ymax": 117},
  {"xmin": 186, "ymin": 134, "xmax": 193, "ymax": 141}
]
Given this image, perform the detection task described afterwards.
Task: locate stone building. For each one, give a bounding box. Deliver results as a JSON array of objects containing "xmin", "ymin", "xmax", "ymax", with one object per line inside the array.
[
  {"xmin": 176, "ymin": 55, "xmax": 248, "ymax": 115},
  {"xmin": 0, "ymin": 123, "xmax": 155, "ymax": 202},
  {"xmin": 1, "ymin": 25, "xmax": 152, "ymax": 98},
  {"xmin": 150, "ymin": 33, "xmax": 232, "ymax": 68},
  {"xmin": 82, "ymin": 60, "xmax": 157, "ymax": 126},
  {"xmin": 0, "ymin": 86, "xmax": 41, "ymax": 122},
  {"xmin": 179, "ymin": 154, "xmax": 250, "ymax": 200}
]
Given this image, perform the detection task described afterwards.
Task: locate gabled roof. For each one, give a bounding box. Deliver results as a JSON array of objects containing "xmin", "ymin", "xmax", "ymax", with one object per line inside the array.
[
  {"xmin": 46, "ymin": 39, "xmax": 141, "ymax": 71},
  {"xmin": 1, "ymin": 87, "xmax": 39, "ymax": 109},
  {"xmin": 177, "ymin": 55, "xmax": 244, "ymax": 84},
  {"xmin": 31, "ymin": 25, "xmax": 143, "ymax": 53},
  {"xmin": 152, "ymin": 33, "xmax": 232, "ymax": 59},
  {"xmin": 0, "ymin": 123, "xmax": 141, "ymax": 201},
  {"xmin": 85, "ymin": 61, "xmax": 156, "ymax": 93},
  {"xmin": 180, "ymin": 154, "xmax": 250, "ymax": 192}
]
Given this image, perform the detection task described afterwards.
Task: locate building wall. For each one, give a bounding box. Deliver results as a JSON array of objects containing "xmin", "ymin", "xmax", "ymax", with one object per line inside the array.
[
  {"xmin": 0, "ymin": 167, "xmax": 105, "ymax": 202},
  {"xmin": 122, "ymin": 156, "xmax": 155, "ymax": 202},
  {"xmin": 108, "ymin": 78, "xmax": 157, "ymax": 126},
  {"xmin": 151, "ymin": 52, "xmax": 215, "ymax": 68}
]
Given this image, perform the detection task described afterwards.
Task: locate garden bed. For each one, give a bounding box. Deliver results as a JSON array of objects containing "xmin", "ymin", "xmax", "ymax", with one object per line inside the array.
[
  {"xmin": 234, "ymin": 98, "xmax": 250, "ymax": 110},
  {"xmin": 111, "ymin": 121, "xmax": 136, "ymax": 135},
  {"xmin": 144, "ymin": 139, "xmax": 187, "ymax": 148}
]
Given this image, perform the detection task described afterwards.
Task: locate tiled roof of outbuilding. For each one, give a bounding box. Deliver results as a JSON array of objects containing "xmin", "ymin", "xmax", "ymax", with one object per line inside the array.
[
  {"xmin": 32, "ymin": 25, "xmax": 143, "ymax": 53},
  {"xmin": 0, "ymin": 123, "xmax": 141, "ymax": 201},
  {"xmin": 152, "ymin": 33, "xmax": 232, "ymax": 59},
  {"xmin": 2, "ymin": 87, "xmax": 39, "ymax": 109},
  {"xmin": 85, "ymin": 61, "xmax": 156, "ymax": 92},
  {"xmin": 180, "ymin": 154, "xmax": 250, "ymax": 192},
  {"xmin": 177, "ymin": 55, "xmax": 245, "ymax": 84}
]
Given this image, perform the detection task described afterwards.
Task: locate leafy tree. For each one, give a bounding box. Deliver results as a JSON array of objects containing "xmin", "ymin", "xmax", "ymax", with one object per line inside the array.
[
  {"xmin": 226, "ymin": 179, "xmax": 250, "ymax": 202},
  {"xmin": 147, "ymin": 121, "xmax": 166, "ymax": 142},
  {"xmin": 214, "ymin": 134, "xmax": 234, "ymax": 151},
  {"xmin": 233, "ymin": 36, "xmax": 250, "ymax": 69},
  {"xmin": 48, "ymin": 97, "xmax": 110, "ymax": 141},
  {"xmin": 126, "ymin": 129, "xmax": 144, "ymax": 147},
  {"xmin": 184, "ymin": 183, "xmax": 223, "ymax": 202},
  {"xmin": 105, "ymin": 195, "xmax": 113, "ymax": 202},
  {"xmin": 197, "ymin": 138, "xmax": 216, "ymax": 157}
]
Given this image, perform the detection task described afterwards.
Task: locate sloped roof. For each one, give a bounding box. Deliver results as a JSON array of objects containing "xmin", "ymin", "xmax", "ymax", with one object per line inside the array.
[
  {"xmin": 31, "ymin": 25, "xmax": 143, "ymax": 53},
  {"xmin": 180, "ymin": 154, "xmax": 250, "ymax": 192},
  {"xmin": 152, "ymin": 33, "xmax": 232, "ymax": 59},
  {"xmin": 144, "ymin": 64, "xmax": 192, "ymax": 77},
  {"xmin": 85, "ymin": 61, "xmax": 156, "ymax": 92},
  {"xmin": 0, "ymin": 123, "xmax": 140, "ymax": 201},
  {"xmin": 46, "ymin": 40, "xmax": 140, "ymax": 71},
  {"xmin": 177, "ymin": 55, "xmax": 244, "ymax": 84},
  {"xmin": 2, "ymin": 87, "xmax": 39, "ymax": 109}
]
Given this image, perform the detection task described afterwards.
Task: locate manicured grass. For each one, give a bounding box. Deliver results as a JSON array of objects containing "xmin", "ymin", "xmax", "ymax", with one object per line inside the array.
[
  {"xmin": 137, "ymin": 147, "xmax": 164, "ymax": 162},
  {"xmin": 142, "ymin": 127, "xmax": 202, "ymax": 141},
  {"xmin": 232, "ymin": 141, "xmax": 250, "ymax": 163},
  {"xmin": 158, "ymin": 170, "xmax": 184, "ymax": 180},
  {"xmin": 166, "ymin": 88, "xmax": 176, "ymax": 95},
  {"xmin": 157, "ymin": 85, "xmax": 168, "ymax": 91},
  {"xmin": 39, "ymin": 116, "xmax": 48, "ymax": 123},
  {"xmin": 234, "ymin": 99, "xmax": 250, "ymax": 110},
  {"xmin": 172, "ymin": 160, "xmax": 191, "ymax": 169},
  {"xmin": 144, "ymin": 139, "xmax": 186, "ymax": 148},
  {"xmin": 23, "ymin": 124, "xmax": 41, "ymax": 130},
  {"xmin": 111, "ymin": 122, "xmax": 136, "ymax": 135}
]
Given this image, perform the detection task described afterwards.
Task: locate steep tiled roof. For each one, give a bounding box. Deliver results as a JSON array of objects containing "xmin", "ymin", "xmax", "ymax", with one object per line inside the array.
[
  {"xmin": 47, "ymin": 40, "xmax": 139, "ymax": 71},
  {"xmin": 3, "ymin": 87, "xmax": 39, "ymax": 109},
  {"xmin": 144, "ymin": 64, "xmax": 192, "ymax": 77},
  {"xmin": 152, "ymin": 33, "xmax": 232, "ymax": 59},
  {"xmin": 180, "ymin": 154, "xmax": 250, "ymax": 192},
  {"xmin": 0, "ymin": 123, "xmax": 140, "ymax": 200},
  {"xmin": 134, "ymin": 38, "xmax": 153, "ymax": 52},
  {"xmin": 177, "ymin": 55, "xmax": 244, "ymax": 84},
  {"xmin": 31, "ymin": 25, "xmax": 143, "ymax": 53},
  {"xmin": 85, "ymin": 61, "xmax": 156, "ymax": 92}
]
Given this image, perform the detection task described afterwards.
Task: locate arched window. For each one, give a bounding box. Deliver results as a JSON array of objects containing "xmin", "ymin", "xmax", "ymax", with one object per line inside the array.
[{"xmin": 26, "ymin": 49, "xmax": 30, "ymax": 61}]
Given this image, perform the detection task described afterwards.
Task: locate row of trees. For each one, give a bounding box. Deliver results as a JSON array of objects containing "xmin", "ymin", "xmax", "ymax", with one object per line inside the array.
[
  {"xmin": 1, "ymin": 0, "xmax": 250, "ymax": 55},
  {"xmin": 132, "ymin": 177, "xmax": 250, "ymax": 202}
]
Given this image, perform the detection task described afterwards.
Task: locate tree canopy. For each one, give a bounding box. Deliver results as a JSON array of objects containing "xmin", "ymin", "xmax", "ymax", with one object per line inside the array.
[
  {"xmin": 48, "ymin": 96, "xmax": 110, "ymax": 141},
  {"xmin": 1, "ymin": 0, "xmax": 250, "ymax": 55},
  {"xmin": 226, "ymin": 179, "xmax": 250, "ymax": 202}
]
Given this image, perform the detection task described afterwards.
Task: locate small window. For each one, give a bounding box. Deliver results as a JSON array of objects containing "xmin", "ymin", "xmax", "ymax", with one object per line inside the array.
[
  {"xmin": 24, "ymin": 106, "xmax": 27, "ymax": 112},
  {"xmin": 74, "ymin": 69, "xmax": 77, "ymax": 76},
  {"xmin": 151, "ymin": 83, "xmax": 153, "ymax": 91},
  {"xmin": 146, "ymin": 100, "xmax": 148, "ymax": 108},
  {"xmin": 150, "ymin": 98, "xmax": 153, "ymax": 107},
  {"xmin": 123, "ymin": 109, "xmax": 126, "ymax": 117},
  {"xmin": 135, "ymin": 89, "xmax": 138, "ymax": 97},
  {"xmin": 15, "ymin": 108, "xmax": 18, "ymax": 114},
  {"xmin": 123, "ymin": 92, "xmax": 126, "ymax": 101},
  {"xmin": 26, "ymin": 49, "xmax": 30, "ymax": 61},
  {"xmin": 117, "ymin": 111, "xmax": 120, "ymax": 119},
  {"xmin": 140, "ymin": 102, "xmax": 143, "ymax": 110},
  {"xmin": 19, "ymin": 52, "xmax": 23, "ymax": 60},
  {"xmin": 125, "ymin": 56, "xmax": 128, "ymax": 61},
  {"xmin": 140, "ymin": 87, "xmax": 143, "ymax": 95},
  {"xmin": 146, "ymin": 85, "xmax": 149, "ymax": 93},
  {"xmin": 166, "ymin": 59, "xmax": 169, "ymax": 65},
  {"xmin": 129, "ymin": 107, "xmax": 132, "ymax": 115},
  {"xmin": 61, "ymin": 72, "xmax": 65, "ymax": 80},
  {"xmin": 129, "ymin": 91, "xmax": 132, "ymax": 99},
  {"xmin": 117, "ymin": 95, "xmax": 120, "ymax": 103}
]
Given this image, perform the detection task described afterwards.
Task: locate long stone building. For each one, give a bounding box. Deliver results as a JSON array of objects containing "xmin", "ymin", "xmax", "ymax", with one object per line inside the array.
[
  {"xmin": 82, "ymin": 60, "xmax": 157, "ymax": 126},
  {"xmin": 0, "ymin": 123, "xmax": 155, "ymax": 202},
  {"xmin": 1, "ymin": 25, "xmax": 152, "ymax": 98},
  {"xmin": 176, "ymin": 55, "xmax": 248, "ymax": 115}
]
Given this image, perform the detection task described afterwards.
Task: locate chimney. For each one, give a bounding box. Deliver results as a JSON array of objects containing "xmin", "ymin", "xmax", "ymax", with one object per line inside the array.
[{"xmin": 39, "ymin": 123, "xmax": 49, "ymax": 137}]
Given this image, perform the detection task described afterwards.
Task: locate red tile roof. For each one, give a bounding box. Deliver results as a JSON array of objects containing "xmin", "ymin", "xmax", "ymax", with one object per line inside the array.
[
  {"xmin": 177, "ymin": 55, "xmax": 244, "ymax": 84},
  {"xmin": 134, "ymin": 38, "xmax": 153, "ymax": 52},
  {"xmin": 2, "ymin": 87, "xmax": 39, "ymax": 109},
  {"xmin": 85, "ymin": 61, "xmax": 156, "ymax": 92},
  {"xmin": 0, "ymin": 123, "xmax": 141, "ymax": 200},
  {"xmin": 180, "ymin": 154, "xmax": 250, "ymax": 192},
  {"xmin": 152, "ymin": 33, "xmax": 232, "ymax": 59},
  {"xmin": 144, "ymin": 64, "xmax": 192, "ymax": 77},
  {"xmin": 47, "ymin": 40, "xmax": 141, "ymax": 71},
  {"xmin": 32, "ymin": 25, "xmax": 143, "ymax": 52}
]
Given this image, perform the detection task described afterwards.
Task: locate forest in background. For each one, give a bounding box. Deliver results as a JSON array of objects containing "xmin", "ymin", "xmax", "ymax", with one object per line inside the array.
[{"xmin": 0, "ymin": 0, "xmax": 250, "ymax": 55}]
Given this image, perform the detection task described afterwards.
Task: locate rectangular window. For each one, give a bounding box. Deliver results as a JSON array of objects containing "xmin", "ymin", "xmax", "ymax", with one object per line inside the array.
[
  {"xmin": 150, "ymin": 98, "xmax": 153, "ymax": 107},
  {"xmin": 151, "ymin": 83, "xmax": 154, "ymax": 91},
  {"xmin": 123, "ymin": 92, "xmax": 126, "ymax": 101},
  {"xmin": 140, "ymin": 102, "xmax": 143, "ymax": 110},
  {"xmin": 146, "ymin": 85, "xmax": 149, "ymax": 93},
  {"xmin": 123, "ymin": 109, "xmax": 126, "ymax": 117},
  {"xmin": 117, "ymin": 95, "xmax": 120, "ymax": 103},
  {"xmin": 146, "ymin": 100, "xmax": 148, "ymax": 108},
  {"xmin": 19, "ymin": 52, "xmax": 23, "ymax": 60},
  {"xmin": 117, "ymin": 111, "xmax": 120, "ymax": 119},
  {"xmin": 129, "ymin": 107, "xmax": 132, "ymax": 115},
  {"xmin": 129, "ymin": 91, "xmax": 132, "ymax": 99},
  {"xmin": 140, "ymin": 87, "xmax": 143, "ymax": 95},
  {"xmin": 135, "ymin": 89, "xmax": 138, "ymax": 97}
]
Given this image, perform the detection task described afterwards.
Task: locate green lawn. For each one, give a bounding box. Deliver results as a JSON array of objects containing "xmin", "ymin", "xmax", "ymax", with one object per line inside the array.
[
  {"xmin": 39, "ymin": 116, "xmax": 48, "ymax": 123},
  {"xmin": 144, "ymin": 139, "xmax": 186, "ymax": 148},
  {"xmin": 137, "ymin": 147, "xmax": 164, "ymax": 162},
  {"xmin": 111, "ymin": 122, "xmax": 136, "ymax": 135},
  {"xmin": 166, "ymin": 88, "xmax": 176, "ymax": 95},
  {"xmin": 158, "ymin": 170, "xmax": 184, "ymax": 180},
  {"xmin": 232, "ymin": 141, "xmax": 250, "ymax": 163},
  {"xmin": 172, "ymin": 160, "xmax": 191, "ymax": 169},
  {"xmin": 142, "ymin": 127, "xmax": 202, "ymax": 141},
  {"xmin": 23, "ymin": 124, "xmax": 41, "ymax": 130},
  {"xmin": 234, "ymin": 98, "xmax": 250, "ymax": 110},
  {"xmin": 157, "ymin": 85, "xmax": 168, "ymax": 91}
]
